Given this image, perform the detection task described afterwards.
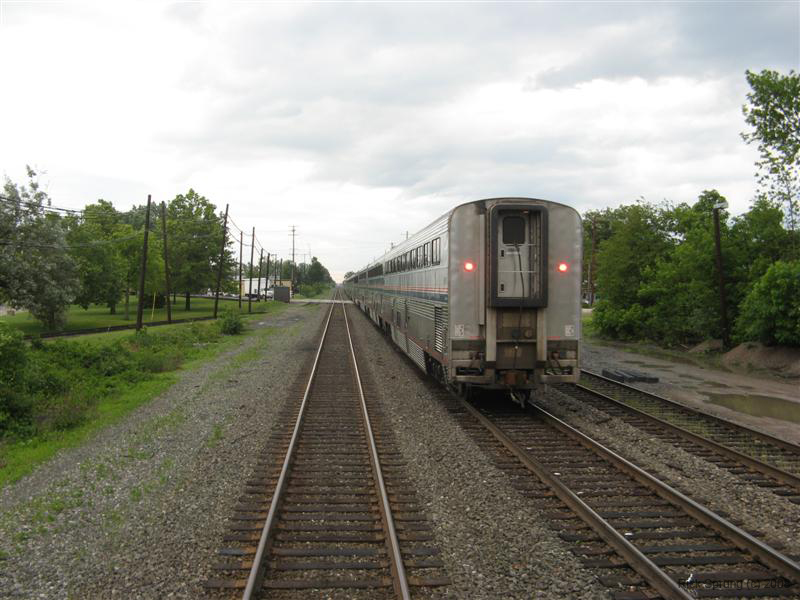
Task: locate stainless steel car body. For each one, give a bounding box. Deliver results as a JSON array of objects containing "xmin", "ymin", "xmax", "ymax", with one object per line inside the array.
[{"xmin": 344, "ymin": 197, "xmax": 581, "ymax": 394}]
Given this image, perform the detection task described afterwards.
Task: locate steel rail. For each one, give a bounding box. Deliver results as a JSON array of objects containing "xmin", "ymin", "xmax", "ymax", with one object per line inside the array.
[
  {"xmin": 581, "ymin": 369, "xmax": 800, "ymax": 454},
  {"xmin": 342, "ymin": 301, "xmax": 412, "ymax": 600},
  {"xmin": 571, "ymin": 382, "xmax": 800, "ymax": 492},
  {"xmin": 241, "ymin": 295, "xmax": 338, "ymax": 600},
  {"xmin": 533, "ymin": 402, "xmax": 800, "ymax": 584},
  {"xmin": 454, "ymin": 394, "xmax": 695, "ymax": 600}
]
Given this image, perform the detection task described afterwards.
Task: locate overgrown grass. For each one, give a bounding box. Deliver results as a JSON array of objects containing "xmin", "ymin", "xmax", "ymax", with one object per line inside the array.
[
  {"xmin": 293, "ymin": 284, "xmax": 334, "ymax": 300},
  {"xmin": 0, "ymin": 296, "xmax": 285, "ymax": 336},
  {"xmin": 0, "ymin": 306, "xmax": 289, "ymax": 488}
]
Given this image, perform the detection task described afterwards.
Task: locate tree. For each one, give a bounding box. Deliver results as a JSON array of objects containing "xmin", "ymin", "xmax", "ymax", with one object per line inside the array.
[
  {"xmin": 742, "ymin": 69, "xmax": 800, "ymax": 252},
  {"xmin": 305, "ymin": 257, "xmax": 334, "ymax": 285},
  {"xmin": 728, "ymin": 195, "xmax": 791, "ymax": 301},
  {"xmin": 592, "ymin": 202, "xmax": 673, "ymax": 340},
  {"xmin": 165, "ymin": 190, "xmax": 229, "ymax": 311},
  {"xmin": 66, "ymin": 200, "xmax": 127, "ymax": 314},
  {"xmin": 637, "ymin": 191, "xmax": 732, "ymax": 345},
  {"xmin": 0, "ymin": 169, "xmax": 80, "ymax": 330},
  {"xmin": 735, "ymin": 260, "xmax": 800, "ymax": 346}
]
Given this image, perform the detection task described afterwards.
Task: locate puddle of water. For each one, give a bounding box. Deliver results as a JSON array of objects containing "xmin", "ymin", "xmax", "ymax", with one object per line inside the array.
[{"xmin": 704, "ymin": 392, "xmax": 800, "ymax": 424}]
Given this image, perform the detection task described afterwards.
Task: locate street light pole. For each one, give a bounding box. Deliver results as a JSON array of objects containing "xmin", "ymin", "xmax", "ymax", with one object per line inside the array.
[{"xmin": 712, "ymin": 201, "xmax": 730, "ymax": 348}]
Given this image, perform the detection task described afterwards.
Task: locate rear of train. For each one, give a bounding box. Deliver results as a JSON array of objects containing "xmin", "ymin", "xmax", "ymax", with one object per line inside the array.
[{"xmin": 447, "ymin": 198, "xmax": 582, "ymax": 398}]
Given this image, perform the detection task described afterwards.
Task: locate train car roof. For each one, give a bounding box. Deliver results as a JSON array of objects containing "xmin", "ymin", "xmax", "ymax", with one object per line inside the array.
[{"xmin": 346, "ymin": 196, "xmax": 579, "ymax": 278}]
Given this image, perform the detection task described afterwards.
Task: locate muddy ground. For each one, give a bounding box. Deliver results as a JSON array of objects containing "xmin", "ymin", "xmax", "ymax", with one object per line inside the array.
[{"xmin": 581, "ymin": 340, "xmax": 800, "ymax": 445}]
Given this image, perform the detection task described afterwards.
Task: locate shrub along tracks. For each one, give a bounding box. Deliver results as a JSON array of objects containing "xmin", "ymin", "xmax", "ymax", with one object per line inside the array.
[
  {"xmin": 205, "ymin": 297, "xmax": 449, "ymax": 599},
  {"xmin": 558, "ymin": 371, "xmax": 800, "ymax": 505}
]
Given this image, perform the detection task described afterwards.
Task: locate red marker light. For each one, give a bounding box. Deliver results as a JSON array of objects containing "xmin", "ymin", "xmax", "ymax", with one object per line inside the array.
[
  {"xmin": 557, "ymin": 262, "xmax": 569, "ymax": 273},
  {"xmin": 464, "ymin": 261, "xmax": 476, "ymax": 272}
]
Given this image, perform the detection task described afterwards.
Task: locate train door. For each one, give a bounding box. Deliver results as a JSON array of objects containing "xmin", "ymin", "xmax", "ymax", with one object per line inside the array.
[
  {"xmin": 490, "ymin": 207, "xmax": 547, "ymax": 307},
  {"xmin": 488, "ymin": 205, "xmax": 548, "ymax": 380}
]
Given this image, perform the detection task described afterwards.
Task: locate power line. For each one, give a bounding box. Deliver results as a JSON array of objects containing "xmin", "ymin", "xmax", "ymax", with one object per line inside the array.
[{"xmin": 0, "ymin": 194, "xmax": 86, "ymax": 215}]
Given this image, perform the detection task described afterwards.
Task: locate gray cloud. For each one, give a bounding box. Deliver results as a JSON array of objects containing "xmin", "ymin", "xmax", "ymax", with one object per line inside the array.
[{"xmin": 3, "ymin": 2, "xmax": 794, "ymax": 278}]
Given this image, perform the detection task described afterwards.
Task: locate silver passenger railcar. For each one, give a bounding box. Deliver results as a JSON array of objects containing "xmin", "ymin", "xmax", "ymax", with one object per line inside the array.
[{"xmin": 343, "ymin": 197, "xmax": 581, "ymax": 400}]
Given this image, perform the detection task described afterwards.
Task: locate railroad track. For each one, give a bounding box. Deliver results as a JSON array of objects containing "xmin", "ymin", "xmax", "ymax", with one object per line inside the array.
[
  {"xmin": 560, "ymin": 370, "xmax": 800, "ymax": 504},
  {"xmin": 443, "ymin": 390, "xmax": 800, "ymax": 599},
  {"xmin": 205, "ymin": 295, "xmax": 448, "ymax": 599}
]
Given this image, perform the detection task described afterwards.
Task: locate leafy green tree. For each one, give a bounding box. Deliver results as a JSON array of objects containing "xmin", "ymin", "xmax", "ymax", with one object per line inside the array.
[
  {"xmin": 735, "ymin": 260, "xmax": 800, "ymax": 346},
  {"xmin": 66, "ymin": 200, "xmax": 127, "ymax": 314},
  {"xmin": 728, "ymin": 196, "xmax": 791, "ymax": 302},
  {"xmin": 637, "ymin": 191, "xmax": 732, "ymax": 344},
  {"xmin": 305, "ymin": 257, "xmax": 334, "ymax": 285},
  {"xmin": 742, "ymin": 69, "xmax": 800, "ymax": 251},
  {"xmin": 165, "ymin": 190, "xmax": 228, "ymax": 310},
  {"xmin": 592, "ymin": 202, "xmax": 672, "ymax": 339},
  {"xmin": 0, "ymin": 169, "xmax": 79, "ymax": 330}
]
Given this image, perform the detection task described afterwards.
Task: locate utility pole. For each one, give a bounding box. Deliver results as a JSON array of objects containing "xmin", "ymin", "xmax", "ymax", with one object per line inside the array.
[
  {"xmin": 248, "ymin": 227, "xmax": 255, "ymax": 313},
  {"xmin": 588, "ymin": 217, "xmax": 597, "ymax": 306},
  {"xmin": 264, "ymin": 253, "xmax": 271, "ymax": 294},
  {"xmin": 712, "ymin": 200, "xmax": 730, "ymax": 348},
  {"xmin": 238, "ymin": 230, "xmax": 243, "ymax": 310},
  {"xmin": 160, "ymin": 201, "xmax": 172, "ymax": 323},
  {"xmin": 213, "ymin": 204, "xmax": 229, "ymax": 319},
  {"xmin": 135, "ymin": 195, "xmax": 152, "ymax": 331},
  {"xmin": 290, "ymin": 225, "xmax": 296, "ymax": 292},
  {"xmin": 279, "ymin": 259, "xmax": 283, "ymax": 285},
  {"xmin": 256, "ymin": 248, "xmax": 264, "ymax": 302}
]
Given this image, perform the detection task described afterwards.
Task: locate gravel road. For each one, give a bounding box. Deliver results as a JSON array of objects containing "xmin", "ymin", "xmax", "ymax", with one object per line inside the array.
[{"xmin": 0, "ymin": 303, "xmax": 325, "ymax": 599}]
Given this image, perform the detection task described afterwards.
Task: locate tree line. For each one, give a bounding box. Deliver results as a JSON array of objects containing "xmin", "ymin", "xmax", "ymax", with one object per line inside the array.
[
  {"xmin": 585, "ymin": 69, "xmax": 800, "ymax": 348},
  {"xmin": 0, "ymin": 178, "xmax": 333, "ymax": 330}
]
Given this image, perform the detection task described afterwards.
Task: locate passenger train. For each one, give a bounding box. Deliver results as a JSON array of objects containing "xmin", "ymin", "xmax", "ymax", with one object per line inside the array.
[{"xmin": 343, "ymin": 197, "xmax": 582, "ymax": 402}]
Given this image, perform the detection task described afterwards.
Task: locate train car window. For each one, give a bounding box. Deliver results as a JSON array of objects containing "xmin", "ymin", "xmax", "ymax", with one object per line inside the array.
[
  {"xmin": 432, "ymin": 238, "xmax": 440, "ymax": 264},
  {"xmin": 423, "ymin": 243, "xmax": 429, "ymax": 266},
  {"xmin": 503, "ymin": 216, "xmax": 526, "ymax": 244}
]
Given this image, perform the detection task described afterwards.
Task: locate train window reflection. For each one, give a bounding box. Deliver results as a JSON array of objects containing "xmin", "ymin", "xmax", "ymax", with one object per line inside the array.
[{"xmin": 503, "ymin": 216, "xmax": 526, "ymax": 244}]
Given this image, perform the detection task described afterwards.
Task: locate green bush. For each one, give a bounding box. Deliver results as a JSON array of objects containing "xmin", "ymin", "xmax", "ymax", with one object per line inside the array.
[
  {"xmin": 297, "ymin": 283, "xmax": 331, "ymax": 298},
  {"xmin": 135, "ymin": 347, "xmax": 185, "ymax": 372},
  {"xmin": 1, "ymin": 320, "xmax": 224, "ymax": 439},
  {"xmin": 0, "ymin": 323, "xmax": 31, "ymax": 431},
  {"xmin": 735, "ymin": 260, "xmax": 800, "ymax": 346},
  {"xmin": 593, "ymin": 301, "xmax": 648, "ymax": 341},
  {"xmin": 218, "ymin": 308, "xmax": 243, "ymax": 335}
]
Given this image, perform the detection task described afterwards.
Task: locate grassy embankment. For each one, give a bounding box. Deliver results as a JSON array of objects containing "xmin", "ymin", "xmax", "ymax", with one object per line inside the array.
[
  {"xmin": 0, "ymin": 296, "xmax": 279, "ymax": 337},
  {"xmin": 0, "ymin": 302, "xmax": 288, "ymax": 488}
]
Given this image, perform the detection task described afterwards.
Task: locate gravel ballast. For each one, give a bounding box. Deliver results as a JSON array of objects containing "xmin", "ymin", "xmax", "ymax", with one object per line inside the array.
[
  {"xmin": 346, "ymin": 305, "xmax": 609, "ymax": 600},
  {"xmin": 0, "ymin": 303, "xmax": 326, "ymax": 599},
  {"xmin": 537, "ymin": 387, "xmax": 800, "ymax": 558}
]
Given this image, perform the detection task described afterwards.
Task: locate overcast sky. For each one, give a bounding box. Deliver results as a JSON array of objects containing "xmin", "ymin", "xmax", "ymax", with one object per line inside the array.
[{"xmin": 1, "ymin": 1, "xmax": 798, "ymax": 280}]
